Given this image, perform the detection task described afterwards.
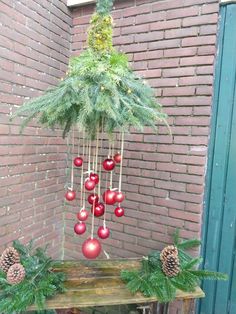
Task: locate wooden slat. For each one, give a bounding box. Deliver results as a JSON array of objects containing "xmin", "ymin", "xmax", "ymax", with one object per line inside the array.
[{"xmin": 28, "ymin": 259, "xmax": 205, "ymax": 311}]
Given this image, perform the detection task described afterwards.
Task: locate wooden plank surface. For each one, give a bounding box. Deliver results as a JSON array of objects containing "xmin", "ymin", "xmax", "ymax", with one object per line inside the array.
[{"xmin": 28, "ymin": 259, "xmax": 205, "ymax": 310}]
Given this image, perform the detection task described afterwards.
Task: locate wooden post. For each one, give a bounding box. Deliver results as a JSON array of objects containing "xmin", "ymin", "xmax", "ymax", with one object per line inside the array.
[
  {"xmin": 70, "ymin": 308, "xmax": 81, "ymax": 314},
  {"xmin": 181, "ymin": 299, "xmax": 191, "ymax": 314}
]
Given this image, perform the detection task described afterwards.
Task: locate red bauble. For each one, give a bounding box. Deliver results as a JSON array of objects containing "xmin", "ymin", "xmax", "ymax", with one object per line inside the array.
[
  {"xmin": 74, "ymin": 157, "xmax": 83, "ymax": 167},
  {"xmin": 77, "ymin": 209, "xmax": 89, "ymax": 221},
  {"xmin": 97, "ymin": 202, "xmax": 105, "ymax": 210},
  {"xmin": 65, "ymin": 190, "xmax": 76, "ymax": 201},
  {"xmin": 90, "ymin": 173, "xmax": 99, "ymax": 184},
  {"xmin": 115, "ymin": 191, "xmax": 125, "ymax": 203},
  {"xmin": 115, "ymin": 207, "xmax": 125, "ymax": 217},
  {"xmin": 85, "ymin": 179, "xmax": 96, "ymax": 191},
  {"xmin": 88, "ymin": 193, "xmax": 99, "ymax": 205},
  {"xmin": 103, "ymin": 190, "xmax": 116, "ymax": 205},
  {"xmin": 114, "ymin": 153, "xmax": 122, "ymax": 163},
  {"xmin": 97, "ymin": 226, "xmax": 110, "ymax": 239},
  {"xmin": 74, "ymin": 222, "xmax": 86, "ymax": 235},
  {"xmin": 82, "ymin": 238, "xmax": 102, "ymax": 259},
  {"xmin": 103, "ymin": 158, "xmax": 116, "ymax": 171},
  {"xmin": 91, "ymin": 203, "xmax": 105, "ymax": 217}
]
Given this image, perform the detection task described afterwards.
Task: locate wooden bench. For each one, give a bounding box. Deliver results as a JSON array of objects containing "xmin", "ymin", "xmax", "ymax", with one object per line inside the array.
[{"xmin": 28, "ymin": 259, "xmax": 205, "ymax": 314}]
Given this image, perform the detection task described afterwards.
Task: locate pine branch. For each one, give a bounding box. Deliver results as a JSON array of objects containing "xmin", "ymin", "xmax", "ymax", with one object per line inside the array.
[
  {"xmin": 96, "ymin": 0, "xmax": 114, "ymax": 15},
  {"xmin": 0, "ymin": 242, "xmax": 65, "ymax": 314},
  {"xmin": 182, "ymin": 257, "xmax": 202, "ymax": 270},
  {"xmin": 177, "ymin": 239, "xmax": 201, "ymax": 250},
  {"xmin": 189, "ymin": 270, "xmax": 228, "ymax": 281}
]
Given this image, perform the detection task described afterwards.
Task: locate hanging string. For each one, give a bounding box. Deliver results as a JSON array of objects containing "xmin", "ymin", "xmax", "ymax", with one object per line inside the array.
[
  {"xmin": 88, "ymin": 139, "xmax": 91, "ymax": 174},
  {"xmin": 83, "ymin": 138, "xmax": 89, "ymax": 209},
  {"xmin": 91, "ymin": 187, "xmax": 96, "ymax": 239},
  {"xmin": 95, "ymin": 131, "xmax": 99, "ymax": 173},
  {"xmin": 92, "ymin": 146, "xmax": 95, "ymax": 172},
  {"xmin": 103, "ymin": 172, "xmax": 109, "ymax": 229},
  {"xmin": 80, "ymin": 134, "xmax": 85, "ymax": 209},
  {"xmin": 109, "ymin": 139, "xmax": 115, "ymax": 189},
  {"xmin": 98, "ymin": 157, "xmax": 102, "ymax": 198},
  {"xmin": 118, "ymin": 131, "xmax": 125, "ymax": 193},
  {"xmin": 70, "ymin": 128, "xmax": 75, "ymax": 190},
  {"xmin": 108, "ymin": 139, "xmax": 111, "ymax": 158},
  {"xmin": 77, "ymin": 131, "xmax": 81, "ymax": 156},
  {"xmin": 90, "ymin": 129, "xmax": 99, "ymax": 239}
]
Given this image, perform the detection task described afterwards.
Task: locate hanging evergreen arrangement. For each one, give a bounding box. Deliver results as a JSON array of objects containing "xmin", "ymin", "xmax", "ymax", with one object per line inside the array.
[
  {"xmin": 12, "ymin": 0, "xmax": 167, "ymax": 139},
  {"xmin": 11, "ymin": 0, "xmax": 169, "ymax": 260},
  {"xmin": 0, "ymin": 241, "xmax": 65, "ymax": 314},
  {"xmin": 121, "ymin": 231, "xmax": 228, "ymax": 303}
]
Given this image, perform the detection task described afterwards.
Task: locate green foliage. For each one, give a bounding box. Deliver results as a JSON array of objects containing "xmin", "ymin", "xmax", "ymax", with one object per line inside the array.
[
  {"xmin": 96, "ymin": 0, "xmax": 114, "ymax": 15},
  {"xmin": 88, "ymin": 13, "xmax": 113, "ymax": 52},
  {"xmin": 0, "ymin": 241, "xmax": 65, "ymax": 314},
  {"xmin": 121, "ymin": 233, "xmax": 228, "ymax": 303},
  {"xmin": 13, "ymin": 0, "xmax": 168, "ymax": 139}
]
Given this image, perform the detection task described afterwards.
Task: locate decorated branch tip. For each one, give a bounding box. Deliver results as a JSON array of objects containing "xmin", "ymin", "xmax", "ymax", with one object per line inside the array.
[
  {"xmin": 0, "ymin": 241, "xmax": 65, "ymax": 314},
  {"xmin": 121, "ymin": 231, "xmax": 228, "ymax": 303},
  {"xmin": 12, "ymin": 0, "xmax": 168, "ymax": 139}
]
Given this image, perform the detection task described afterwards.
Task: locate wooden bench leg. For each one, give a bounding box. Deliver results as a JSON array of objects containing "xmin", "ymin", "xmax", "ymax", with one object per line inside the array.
[
  {"xmin": 159, "ymin": 303, "xmax": 169, "ymax": 314},
  {"xmin": 181, "ymin": 299, "xmax": 192, "ymax": 314},
  {"xmin": 70, "ymin": 308, "xmax": 81, "ymax": 314}
]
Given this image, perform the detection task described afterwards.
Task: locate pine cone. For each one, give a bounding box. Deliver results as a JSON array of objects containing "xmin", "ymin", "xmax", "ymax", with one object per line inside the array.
[
  {"xmin": 160, "ymin": 245, "xmax": 178, "ymax": 262},
  {"xmin": 0, "ymin": 247, "xmax": 20, "ymax": 273},
  {"xmin": 160, "ymin": 245, "xmax": 180, "ymax": 277},
  {"xmin": 7, "ymin": 263, "xmax": 25, "ymax": 285}
]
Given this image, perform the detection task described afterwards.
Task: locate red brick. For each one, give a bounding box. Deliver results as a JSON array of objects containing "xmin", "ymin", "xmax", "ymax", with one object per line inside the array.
[
  {"xmin": 150, "ymin": 19, "xmax": 181, "ymax": 31},
  {"xmin": 165, "ymin": 27, "xmax": 198, "ymax": 39},
  {"xmin": 136, "ymin": 11, "xmax": 166, "ymax": 24},
  {"xmin": 199, "ymin": 24, "xmax": 217, "ymax": 35},
  {"xmin": 180, "ymin": 55, "xmax": 214, "ymax": 66},
  {"xmin": 182, "ymin": 35, "xmax": 216, "ymax": 47},
  {"xmin": 163, "ymin": 86, "xmax": 195, "ymax": 96},
  {"xmin": 182, "ymin": 13, "xmax": 218, "ymax": 27},
  {"xmin": 164, "ymin": 47, "xmax": 197, "ymax": 58},
  {"xmin": 166, "ymin": 6, "xmax": 199, "ymax": 19},
  {"xmin": 201, "ymin": 3, "xmax": 219, "ymax": 14}
]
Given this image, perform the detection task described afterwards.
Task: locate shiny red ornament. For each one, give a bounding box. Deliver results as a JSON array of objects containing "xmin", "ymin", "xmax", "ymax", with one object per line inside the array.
[
  {"xmin": 65, "ymin": 190, "xmax": 76, "ymax": 201},
  {"xmin": 88, "ymin": 193, "xmax": 99, "ymax": 205},
  {"xmin": 97, "ymin": 226, "xmax": 110, "ymax": 239},
  {"xmin": 115, "ymin": 207, "xmax": 125, "ymax": 217},
  {"xmin": 97, "ymin": 202, "xmax": 105, "ymax": 210},
  {"xmin": 103, "ymin": 158, "xmax": 116, "ymax": 171},
  {"xmin": 91, "ymin": 203, "xmax": 105, "ymax": 217},
  {"xmin": 77, "ymin": 209, "xmax": 89, "ymax": 221},
  {"xmin": 115, "ymin": 191, "xmax": 125, "ymax": 203},
  {"xmin": 74, "ymin": 157, "xmax": 83, "ymax": 167},
  {"xmin": 103, "ymin": 189, "xmax": 116, "ymax": 205},
  {"xmin": 114, "ymin": 153, "xmax": 122, "ymax": 163},
  {"xmin": 74, "ymin": 222, "xmax": 86, "ymax": 235},
  {"xmin": 82, "ymin": 238, "xmax": 102, "ymax": 259},
  {"xmin": 85, "ymin": 179, "xmax": 96, "ymax": 191},
  {"xmin": 90, "ymin": 173, "xmax": 99, "ymax": 184}
]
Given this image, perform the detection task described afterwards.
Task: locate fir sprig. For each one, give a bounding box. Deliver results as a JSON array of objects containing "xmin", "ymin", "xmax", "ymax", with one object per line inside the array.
[
  {"xmin": 0, "ymin": 241, "xmax": 65, "ymax": 314},
  {"xmin": 12, "ymin": 0, "xmax": 168, "ymax": 139},
  {"xmin": 121, "ymin": 233, "xmax": 228, "ymax": 303}
]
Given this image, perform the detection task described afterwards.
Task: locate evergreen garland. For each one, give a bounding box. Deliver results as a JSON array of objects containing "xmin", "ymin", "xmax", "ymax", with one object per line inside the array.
[
  {"xmin": 12, "ymin": 0, "xmax": 168, "ymax": 139},
  {"xmin": 121, "ymin": 231, "xmax": 227, "ymax": 303},
  {"xmin": 0, "ymin": 241, "xmax": 65, "ymax": 314}
]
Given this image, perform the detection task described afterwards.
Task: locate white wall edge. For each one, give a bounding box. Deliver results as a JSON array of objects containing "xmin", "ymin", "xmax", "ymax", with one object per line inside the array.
[
  {"xmin": 220, "ymin": 0, "xmax": 236, "ymax": 3},
  {"xmin": 67, "ymin": 0, "xmax": 95, "ymax": 7}
]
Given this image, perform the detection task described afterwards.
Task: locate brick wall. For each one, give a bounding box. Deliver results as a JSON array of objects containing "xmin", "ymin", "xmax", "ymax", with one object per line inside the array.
[
  {"xmin": 0, "ymin": 0, "xmax": 72, "ymax": 258},
  {"xmin": 64, "ymin": 0, "xmax": 219, "ymax": 260}
]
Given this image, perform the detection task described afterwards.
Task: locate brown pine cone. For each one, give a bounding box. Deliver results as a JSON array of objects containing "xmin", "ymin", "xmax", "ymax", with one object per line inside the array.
[
  {"xmin": 7, "ymin": 263, "xmax": 25, "ymax": 285},
  {"xmin": 162, "ymin": 254, "xmax": 180, "ymax": 277},
  {"xmin": 160, "ymin": 245, "xmax": 178, "ymax": 262},
  {"xmin": 0, "ymin": 247, "xmax": 20, "ymax": 273}
]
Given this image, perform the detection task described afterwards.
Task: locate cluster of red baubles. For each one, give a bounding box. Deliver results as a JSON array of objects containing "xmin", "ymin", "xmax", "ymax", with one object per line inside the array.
[{"xmin": 65, "ymin": 153, "xmax": 124, "ymax": 259}]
